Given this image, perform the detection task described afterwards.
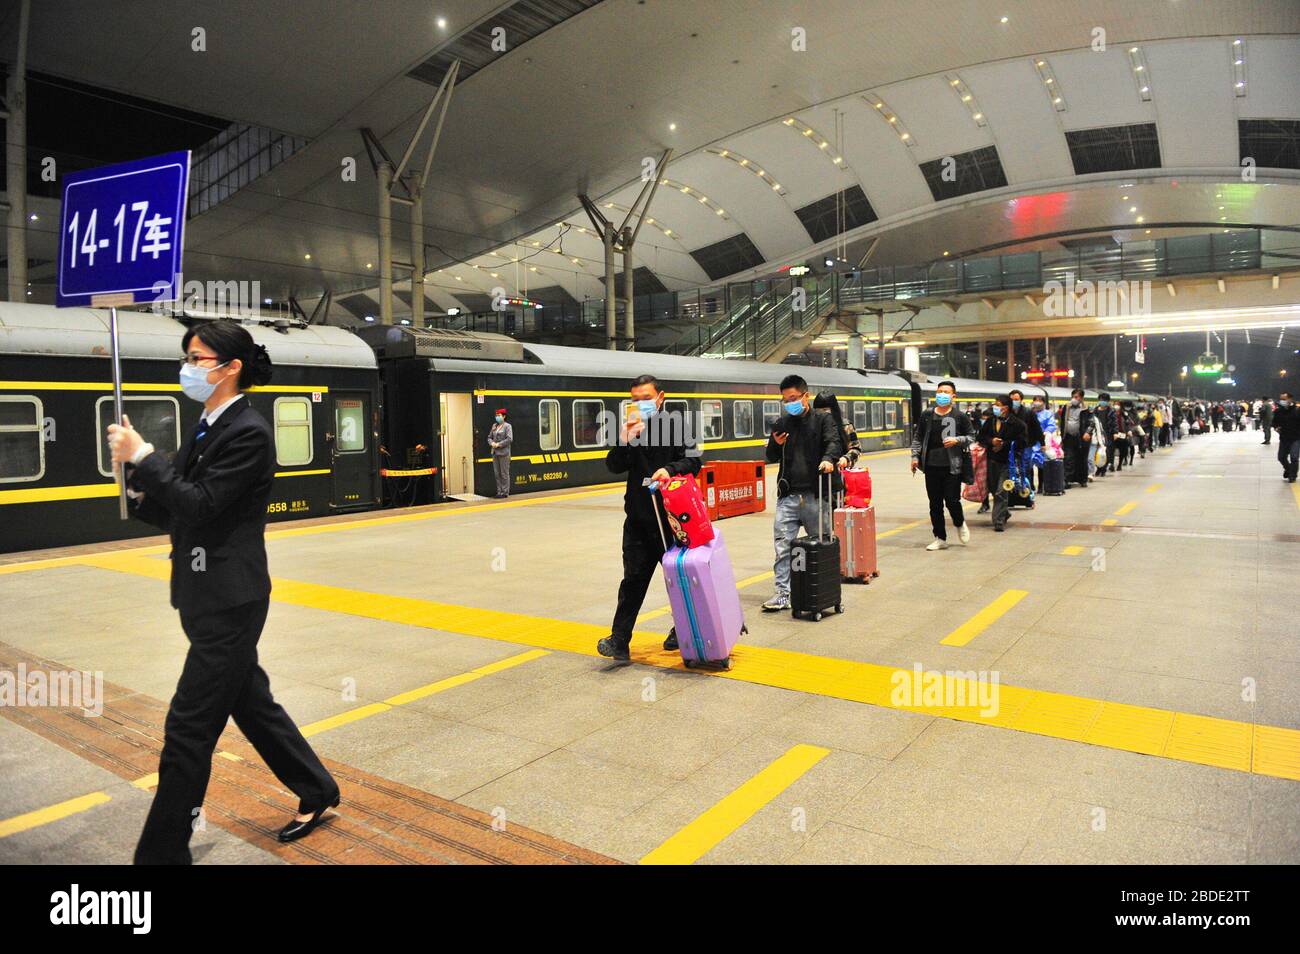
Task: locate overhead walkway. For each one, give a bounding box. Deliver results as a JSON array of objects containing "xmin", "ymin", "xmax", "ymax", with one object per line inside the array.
[{"xmin": 421, "ymin": 226, "xmax": 1300, "ymax": 359}]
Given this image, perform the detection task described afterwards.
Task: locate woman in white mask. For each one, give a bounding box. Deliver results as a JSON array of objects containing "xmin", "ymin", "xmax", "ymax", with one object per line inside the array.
[
  {"xmin": 488, "ymin": 407, "xmax": 514, "ymax": 498},
  {"xmin": 107, "ymin": 321, "xmax": 339, "ymax": 864}
]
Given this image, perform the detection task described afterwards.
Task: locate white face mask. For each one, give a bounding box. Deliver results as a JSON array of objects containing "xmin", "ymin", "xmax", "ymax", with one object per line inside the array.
[{"xmin": 179, "ymin": 361, "xmax": 228, "ymax": 403}]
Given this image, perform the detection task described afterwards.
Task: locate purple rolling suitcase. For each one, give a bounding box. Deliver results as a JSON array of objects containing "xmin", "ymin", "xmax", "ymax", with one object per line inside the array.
[{"xmin": 648, "ymin": 480, "xmax": 745, "ymax": 670}]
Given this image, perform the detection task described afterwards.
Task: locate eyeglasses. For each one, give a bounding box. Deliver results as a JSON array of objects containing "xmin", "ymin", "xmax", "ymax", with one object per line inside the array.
[{"xmin": 180, "ymin": 354, "xmax": 227, "ymax": 367}]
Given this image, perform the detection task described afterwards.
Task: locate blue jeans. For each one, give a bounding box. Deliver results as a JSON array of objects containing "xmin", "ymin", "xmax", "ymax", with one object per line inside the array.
[{"xmin": 772, "ymin": 492, "xmax": 831, "ymax": 600}]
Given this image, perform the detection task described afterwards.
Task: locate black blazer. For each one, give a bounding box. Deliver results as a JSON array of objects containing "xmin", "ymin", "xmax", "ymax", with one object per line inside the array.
[{"xmin": 126, "ymin": 396, "xmax": 274, "ymax": 615}]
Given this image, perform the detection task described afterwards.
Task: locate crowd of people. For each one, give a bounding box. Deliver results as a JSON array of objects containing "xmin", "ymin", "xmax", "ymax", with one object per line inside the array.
[
  {"xmin": 592, "ymin": 372, "xmax": 1300, "ymax": 661},
  {"xmin": 910, "ymin": 383, "xmax": 1300, "ymax": 547}
]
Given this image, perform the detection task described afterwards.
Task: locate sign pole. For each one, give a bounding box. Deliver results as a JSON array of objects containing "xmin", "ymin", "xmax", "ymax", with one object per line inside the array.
[{"xmin": 109, "ymin": 306, "xmax": 128, "ymax": 519}]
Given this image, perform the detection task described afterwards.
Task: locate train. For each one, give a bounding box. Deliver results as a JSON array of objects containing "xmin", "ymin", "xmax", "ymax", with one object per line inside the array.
[{"xmin": 0, "ymin": 303, "xmax": 1166, "ymax": 554}]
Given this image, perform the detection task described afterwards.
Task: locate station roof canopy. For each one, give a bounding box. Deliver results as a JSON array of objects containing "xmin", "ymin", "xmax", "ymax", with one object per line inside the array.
[{"xmin": 9, "ymin": 0, "xmax": 1300, "ymax": 308}]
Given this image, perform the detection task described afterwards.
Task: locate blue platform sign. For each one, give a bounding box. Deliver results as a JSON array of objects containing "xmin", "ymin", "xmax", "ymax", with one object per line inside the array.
[{"xmin": 56, "ymin": 150, "xmax": 191, "ymax": 308}]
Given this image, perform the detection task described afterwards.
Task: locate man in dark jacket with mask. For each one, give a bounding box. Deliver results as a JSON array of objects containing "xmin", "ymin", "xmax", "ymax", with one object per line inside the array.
[
  {"xmin": 977, "ymin": 394, "xmax": 1028, "ymax": 531},
  {"xmin": 598, "ymin": 374, "xmax": 701, "ymax": 662},
  {"xmin": 1057, "ymin": 388, "xmax": 1095, "ymax": 488},
  {"xmin": 1092, "ymin": 392, "xmax": 1117, "ymax": 477},
  {"xmin": 1274, "ymin": 391, "xmax": 1300, "ymax": 483},
  {"xmin": 761, "ymin": 374, "xmax": 841, "ymax": 612}
]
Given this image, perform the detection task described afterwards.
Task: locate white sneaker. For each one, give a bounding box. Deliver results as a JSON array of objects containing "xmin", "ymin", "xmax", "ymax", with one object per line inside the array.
[
  {"xmin": 926, "ymin": 538, "xmax": 949, "ymax": 551},
  {"xmin": 958, "ymin": 523, "xmax": 970, "ymax": 545}
]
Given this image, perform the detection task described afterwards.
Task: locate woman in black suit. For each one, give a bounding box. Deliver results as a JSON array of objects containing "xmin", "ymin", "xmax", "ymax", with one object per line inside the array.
[{"xmin": 108, "ymin": 321, "xmax": 339, "ymax": 864}]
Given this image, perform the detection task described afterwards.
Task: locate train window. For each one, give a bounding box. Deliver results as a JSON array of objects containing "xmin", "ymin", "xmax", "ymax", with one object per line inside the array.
[
  {"xmin": 700, "ymin": 400, "xmax": 723, "ymax": 440},
  {"xmin": 733, "ymin": 400, "xmax": 754, "ymax": 439},
  {"xmin": 539, "ymin": 399, "xmax": 560, "ymax": 451},
  {"xmin": 762, "ymin": 400, "xmax": 781, "ymax": 435},
  {"xmin": 335, "ymin": 399, "xmax": 366, "ymax": 453},
  {"xmin": 902, "ymin": 400, "xmax": 911, "ymax": 426},
  {"xmin": 272, "ymin": 397, "xmax": 313, "ymax": 466},
  {"xmin": 0, "ymin": 396, "xmax": 44, "ymax": 483},
  {"xmin": 94, "ymin": 396, "xmax": 180, "ymax": 478},
  {"xmin": 853, "ymin": 401, "xmax": 868, "ymax": 431},
  {"xmin": 573, "ymin": 399, "xmax": 606, "ymax": 448},
  {"xmin": 872, "ymin": 401, "xmax": 884, "ymax": 430},
  {"xmin": 886, "ymin": 402, "xmax": 898, "ymax": 429}
]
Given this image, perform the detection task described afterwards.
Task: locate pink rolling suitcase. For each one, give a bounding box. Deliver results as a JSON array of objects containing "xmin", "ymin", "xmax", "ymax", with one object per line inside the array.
[
  {"xmin": 648, "ymin": 480, "xmax": 744, "ymax": 670},
  {"xmin": 834, "ymin": 497, "xmax": 879, "ymax": 583}
]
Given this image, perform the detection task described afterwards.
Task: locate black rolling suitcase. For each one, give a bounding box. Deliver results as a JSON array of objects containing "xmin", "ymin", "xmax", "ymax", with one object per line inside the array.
[
  {"xmin": 1042, "ymin": 457, "xmax": 1066, "ymax": 496},
  {"xmin": 790, "ymin": 473, "xmax": 842, "ymax": 622}
]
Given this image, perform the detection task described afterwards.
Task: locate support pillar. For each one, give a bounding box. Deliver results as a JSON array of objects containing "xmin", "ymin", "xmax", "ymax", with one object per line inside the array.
[
  {"xmin": 408, "ymin": 171, "xmax": 424, "ymax": 328},
  {"xmin": 604, "ymin": 229, "xmax": 617, "ymax": 350},
  {"xmin": 847, "ymin": 316, "xmax": 865, "ymax": 370},
  {"xmin": 377, "ymin": 163, "xmax": 393, "ymax": 324},
  {"xmin": 622, "ymin": 226, "xmax": 635, "ymax": 351},
  {"xmin": 1006, "ymin": 339, "xmax": 1015, "ymax": 383},
  {"xmin": 978, "ymin": 339, "xmax": 987, "ymax": 380},
  {"xmin": 1029, "ymin": 338, "xmax": 1038, "ymax": 369},
  {"xmin": 5, "ymin": 0, "xmax": 30, "ymax": 303}
]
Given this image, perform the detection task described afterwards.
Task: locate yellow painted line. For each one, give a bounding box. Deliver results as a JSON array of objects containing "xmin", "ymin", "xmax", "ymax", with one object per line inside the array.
[
  {"xmin": 383, "ymin": 649, "xmax": 549, "ymax": 705},
  {"xmin": 1061, "ymin": 545, "xmax": 1085, "ymax": 556},
  {"xmin": 0, "ymin": 381, "xmax": 327, "ymax": 394},
  {"xmin": 274, "ymin": 469, "xmax": 331, "ymax": 478},
  {"xmin": 299, "ymin": 702, "xmax": 393, "ymax": 738},
  {"xmin": 0, "ymin": 791, "xmax": 112, "ymax": 838},
  {"xmin": 1114, "ymin": 501, "xmax": 1139, "ymax": 516},
  {"xmin": 131, "ymin": 772, "xmax": 159, "ymax": 790},
  {"xmin": 69, "ymin": 556, "xmax": 1300, "ymax": 780},
  {"xmin": 1101, "ymin": 518, "xmax": 1119, "ymax": 526},
  {"xmin": 1145, "ymin": 483, "xmax": 1162, "ymax": 493},
  {"xmin": 640, "ymin": 744, "xmax": 830, "ymax": 864},
  {"xmin": 3, "ymin": 469, "xmax": 336, "ymax": 505},
  {"xmin": 877, "ymin": 518, "xmax": 926, "ymax": 540},
  {"xmin": 940, "ymin": 589, "xmax": 1030, "ymax": 647},
  {"xmin": 1293, "ymin": 483, "xmax": 1300, "ymax": 513}
]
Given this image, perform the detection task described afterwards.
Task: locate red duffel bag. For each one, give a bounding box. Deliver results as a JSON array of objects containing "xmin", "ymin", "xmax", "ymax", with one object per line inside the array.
[
  {"xmin": 659, "ymin": 474, "xmax": 716, "ymax": 548},
  {"xmin": 842, "ymin": 467, "xmax": 872, "ymax": 508}
]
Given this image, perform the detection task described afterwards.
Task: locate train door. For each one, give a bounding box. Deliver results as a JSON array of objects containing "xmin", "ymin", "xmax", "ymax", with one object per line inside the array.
[
  {"xmin": 439, "ymin": 391, "xmax": 475, "ymax": 495},
  {"xmin": 330, "ymin": 390, "xmax": 375, "ymax": 509}
]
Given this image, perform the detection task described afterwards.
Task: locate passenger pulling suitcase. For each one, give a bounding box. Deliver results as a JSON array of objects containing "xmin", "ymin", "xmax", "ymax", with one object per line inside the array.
[
  {"xmin": 648, "ymin": 480, "xmax": 744, "ymax": 669},
  {"xmin": 1041, "ymin": 457, "xmax": 1066, "ymax": 496},
  {"xmin": 790, "ymin": 473, "xmax": 842, "ymax": 621},
  {"xmin": 834, "ymin": 495, "xmax": 878, "ymax": 584}
]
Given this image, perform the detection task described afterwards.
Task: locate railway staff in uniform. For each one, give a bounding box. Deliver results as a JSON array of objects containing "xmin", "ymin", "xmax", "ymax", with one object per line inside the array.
[
  {"xmin": 598, "ymin": 374, "xmax": 701, "ymax": 663},
  {"xmin": 107, "ymin": 321, "xmax": 339, "ymax": 864},
  {"xmin": 489, "ymin": 407, "xmax": 513, "ymax": 498}
]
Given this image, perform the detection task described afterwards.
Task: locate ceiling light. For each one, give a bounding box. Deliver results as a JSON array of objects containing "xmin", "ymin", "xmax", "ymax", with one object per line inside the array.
[
  {"xmin": 1000, "ymin": 16, "xmax": 1008, "ymax": 23},
  {"xmin": 436, "ymin": 17, "xmax": 447, "ymax": 29},
  {"xmin": 1129, "ymin": 206, "xmax": 1137, "ymax": 213},
  {"xmin": 1033, "ymin": 58, "xmax": 1067, "ymax": 111},
  {"xmin": 304, "ymin": 254, "xmax": 311, "ymax": 260},
  {"xmin": 669, "ymin": 123, "xmax": 677, "ymax": 131}
]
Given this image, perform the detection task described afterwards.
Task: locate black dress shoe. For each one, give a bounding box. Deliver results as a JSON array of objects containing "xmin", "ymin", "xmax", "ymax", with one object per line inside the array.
[{"xmin": 278, "ymin": 795, "xmax": 339, "ymax": 843}]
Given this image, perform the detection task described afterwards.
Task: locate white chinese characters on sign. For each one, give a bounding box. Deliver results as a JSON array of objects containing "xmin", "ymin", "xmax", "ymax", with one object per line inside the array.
[{"xmin": 66, "ymin": 201, "xmax": 173, "ymax": 269}]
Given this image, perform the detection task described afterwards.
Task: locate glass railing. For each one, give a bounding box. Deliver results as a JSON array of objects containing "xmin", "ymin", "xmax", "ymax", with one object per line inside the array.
[{"xmin": 424, "ymin": 227, "xmax": 1299, "ymax": 349}]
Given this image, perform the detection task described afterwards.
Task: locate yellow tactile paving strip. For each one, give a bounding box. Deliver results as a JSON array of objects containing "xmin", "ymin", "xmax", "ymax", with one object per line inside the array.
[{"xmin": 72, "ymin": 551, "xmax": 1300, "ymax": 783}]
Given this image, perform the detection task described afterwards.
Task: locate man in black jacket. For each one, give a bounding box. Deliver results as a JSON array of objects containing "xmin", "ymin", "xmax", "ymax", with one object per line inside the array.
[
  {"xmin": 761, "ymin": 374, "xmax": 841, "ymax": 611},
  {"xmin": 1008, "ymin": 388, "xmax": 1043, "ymax": 507},
  {"xmin": 977, "ymin": 394, "xmax": 1028, "ymax": 532},
  {"xmin": 1092, "ymin": 392, "xmax": 1117, "ymax": 477},
  {"xmin": 1274, "ymin": 391, "xmax": 1300, "ymax": 483},
  {"xmin": 1057, "ymin": 388, "xmax": 1095, "ymax": 488},
  {"xmin": 598, "ymin": 374, "xmax": 702, "ymax": 662}
]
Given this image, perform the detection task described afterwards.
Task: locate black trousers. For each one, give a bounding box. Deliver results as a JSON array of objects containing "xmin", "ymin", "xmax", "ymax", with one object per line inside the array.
[
  {"xmin": 135, "ymin": 598, "xmax": 338, "ymax": 864},
  {"xmin": 1112, "ymin": 438, "xmax": 1128, "ymax": 471},
  {"xmin": 923, "ymin": 466, "xmax": 964, "ymax": 541},
  {"xmin": 610, "ymin": 520, "xmax": 666, "ymax": 649},
  {"xmin": 1063, "ymin": 434, "xmax": 1090, "ymax": 486},
  {"xmin": 987, "ymin": 459, "xmax": 1011, "ymax": 528}
]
